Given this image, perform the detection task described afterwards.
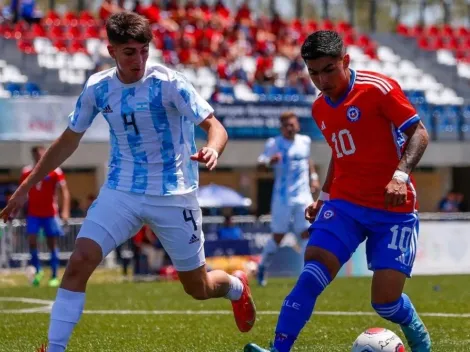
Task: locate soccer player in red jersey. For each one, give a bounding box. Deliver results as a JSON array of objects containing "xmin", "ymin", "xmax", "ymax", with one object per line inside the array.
[
  {"xmin": 21, "ymin": 146, "xmax": 70, "ymax": 287},
  {"xmin": 246, "ymin": 31, "xmax": 431, "ymax": 352}
]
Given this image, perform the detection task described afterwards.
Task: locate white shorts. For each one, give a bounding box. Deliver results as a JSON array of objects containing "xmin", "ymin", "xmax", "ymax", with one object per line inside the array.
[
  {"xmin": 270, "ymin": 202, "xmax": 311, "ymax": 236},
  {"xmin": 77, "ymin": 187, "xmax": 205, "ymax": 272}
]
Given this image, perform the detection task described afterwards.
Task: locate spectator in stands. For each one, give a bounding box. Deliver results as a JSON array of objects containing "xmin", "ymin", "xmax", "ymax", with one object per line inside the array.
[
  {"xmin": 217, "ymin": 215, "xmax": 243, "ymax": 240},
  {"xmin": 254, "ymin": 55, "xmax": 277, "ymax": 85},
  {"xmin": 99, "ymin": 0, "xmax": 120, "ymax": 22},
  {"xmin": 438, "ymin": 190, "xmax": 462, "ymax": 212},
  {"xmin": 70, "ymin": 198, "xmax": 85, "ymax": 218}
]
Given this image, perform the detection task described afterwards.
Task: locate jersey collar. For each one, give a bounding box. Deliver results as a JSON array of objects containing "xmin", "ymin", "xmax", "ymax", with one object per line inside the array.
[{"xmin": 324, "ymin": 69, "xmax": 356, "ymax": 108}]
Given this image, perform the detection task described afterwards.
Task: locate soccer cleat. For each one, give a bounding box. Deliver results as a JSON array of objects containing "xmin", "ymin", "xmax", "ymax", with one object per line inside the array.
[
  {"xmin": 401, "ymin": 312, "xmax": 432, "ymax": 352},
  {"xmin": 231, "ymin": 270, "xmax": 256, "ymax": 332},
  {"xmin": 244, "ymin": 343, "xmax": 277, "ymax": 352},
  {"xmin": 48, "ymin": 277, "xmax": 60, "ymax": 288},
  {"xmin": 257, "ymin": 264, "xmax": 267, "ymax": 287},
  {"xmin": 33, "ymin": 270, "xmax": 44, "ymax": 287}
]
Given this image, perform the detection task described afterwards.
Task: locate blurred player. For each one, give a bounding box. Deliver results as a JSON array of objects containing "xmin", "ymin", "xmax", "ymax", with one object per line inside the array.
[
  {"xmin": 21, "ymin": 145, "xmax": 70, "ymax": 287},
  {"xmin": 245, "ymin": 31, "xmax": 431, "ymax": 352},
  {"xmin": 256, "ymin": 112, "xmax": 320, "ymax": 286},
  {"xmin": 2, "ymin": 12, "xmax": 255, "ymax": 352}
]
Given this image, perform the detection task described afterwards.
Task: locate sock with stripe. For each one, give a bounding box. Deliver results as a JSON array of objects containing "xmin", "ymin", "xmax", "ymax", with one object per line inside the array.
[{"xmin": 273, "ymin": 261, "xmax": 332, "ymax": 352}]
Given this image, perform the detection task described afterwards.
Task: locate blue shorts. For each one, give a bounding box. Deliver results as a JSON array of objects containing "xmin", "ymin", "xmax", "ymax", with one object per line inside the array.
[
  {"xmin": 26, "ymin": 216, "xmax": 63, "ymax": 237},
  {"xmin": 308, "ymin": 199, "xmax": 419, "ymax": 277}
]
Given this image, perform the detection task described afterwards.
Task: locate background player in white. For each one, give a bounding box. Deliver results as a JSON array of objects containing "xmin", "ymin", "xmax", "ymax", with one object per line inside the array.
[
  {"xmin": 256, "ymin": 111, "xmax": 320, "ymax": 286},
  {"xmin": 1, "ymin": 12, "xmax": 255, "ymax": 352}
]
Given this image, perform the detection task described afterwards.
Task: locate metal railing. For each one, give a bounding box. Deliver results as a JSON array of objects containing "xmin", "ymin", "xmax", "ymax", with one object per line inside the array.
[{"xmin": 1, "ymin": 213, "xmax": 470, "ymax": 269}]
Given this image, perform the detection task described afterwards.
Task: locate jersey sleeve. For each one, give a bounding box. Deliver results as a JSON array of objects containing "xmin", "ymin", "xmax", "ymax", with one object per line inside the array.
[
  {"xmin": 380, "ymin": 83, "xmax": 419, "ymax": 133},
  {"xmin": 68, "ymin": 81, "xmax": 100, "ymax": 133},
  {"xmin": 169, "ymin": 72, "xmax": 214, "ymax": 125},
  {"xmin": 257, "ymin": 138, "xmax": 277, "ymax": 164}
]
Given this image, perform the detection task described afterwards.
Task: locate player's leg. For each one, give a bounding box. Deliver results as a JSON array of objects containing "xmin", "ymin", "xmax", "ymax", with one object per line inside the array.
[
  {"xmin": 144, "ymin": 200, "xmax": 255, "ymax": 332},
  {"xmin": 367, "ymin": 212, "xmax": 431, "ymax": 352},
  {"xmin": 257, "ymin": 201, "xmax": 290, "ymax": 286},
  {"xmin": 251, "ymin": 201, "xmax": 366, "ymax": 352},
  {"xmin": 47, "ymin": 188, "xmax": 143, "ymax": 352},
  {"xmin": 43, "ymin": 216, "xmax": 64, "ymax": 287},
  {"xmin": 26, "ymin": 216, "xmax": 43, "ymax": 286}
]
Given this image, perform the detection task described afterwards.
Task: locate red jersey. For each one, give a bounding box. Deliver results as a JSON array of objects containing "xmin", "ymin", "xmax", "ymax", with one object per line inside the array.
[
  {"xmin": 312, "ymin": 70, "xmax": 419, "ymax": 213},
  {"xmin": 20, "ymin": 166, "xmax": 66, "ymax": 217}
]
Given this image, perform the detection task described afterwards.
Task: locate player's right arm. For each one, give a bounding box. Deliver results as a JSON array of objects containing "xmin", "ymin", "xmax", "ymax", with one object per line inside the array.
[
  {"xmin": 257, "ymin": 138, "xmax": 280, "ymax": 169},
  {"xmin": 1, "ymin": 83, "xmax": 98, "ymax": 222},
  {"xmin": 305, "ymin": 156, "xmax": 334, "ymax": 222}
]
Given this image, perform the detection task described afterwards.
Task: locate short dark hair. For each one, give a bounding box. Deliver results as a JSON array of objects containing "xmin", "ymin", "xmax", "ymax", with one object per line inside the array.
[
  {"xmin": 301, "ymin": 30, "xmax": 344, "ymax": 61},
  {"xmin": 106, "ymin": 12, "xmax": 153, "ymax": 45}
]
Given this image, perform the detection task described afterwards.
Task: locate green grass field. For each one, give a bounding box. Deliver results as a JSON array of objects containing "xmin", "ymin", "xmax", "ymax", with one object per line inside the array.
[{"xmin": 1, "ymin": 269, "xmax": 469, "ymax": 351}]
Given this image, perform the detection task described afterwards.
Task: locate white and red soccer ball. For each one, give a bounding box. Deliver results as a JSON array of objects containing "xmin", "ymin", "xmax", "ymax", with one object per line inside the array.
[{"xmin": 352, "ymin": 327, "xmax": 406, "ymax": 352}]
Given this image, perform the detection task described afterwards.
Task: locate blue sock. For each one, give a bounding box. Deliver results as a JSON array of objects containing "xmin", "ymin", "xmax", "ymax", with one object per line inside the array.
[
  {"xmin": 274, "ymin": 261, "xmax": 331, "ymax": 352},
  {"xmin": 48, "ymin": 288, "xmax": 85, "ymax": 352},
  {"xmin": 50, "ymin": 249, "xmax": 59, "ymax": 279},
  {"xmin": 30, "ymin": 248, "xmax": 41, "ymax": 273},
  {"xmin": 372, "ymin": 293, "xmax": 414, "ymax": 325}
]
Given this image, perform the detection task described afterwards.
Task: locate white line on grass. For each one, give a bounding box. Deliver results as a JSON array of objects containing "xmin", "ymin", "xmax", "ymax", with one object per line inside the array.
[{"xmin": 1, "ymin": 297, "xmax": 470, "ymax": 318}]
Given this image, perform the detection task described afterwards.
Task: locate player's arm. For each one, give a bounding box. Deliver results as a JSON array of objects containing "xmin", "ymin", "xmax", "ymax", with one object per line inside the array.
[
  {"xmin": 397, "ymin": 122, "xmax": 429, "ymax": 174},
  {"xmin": 309, "ymin": 159, "xmax": 320, "ymax": 193},
  {"xmin": 305, "ymin": 156, "xmax": 334, "ymax": 222},
  {"xmin": 1, "ymin": 82, "xmax": 98, "ymax": 221},
  {"xmin": 58, "ymin": 173, "xmax": 71, "ymax": 221},
  {"xmin": 194, "ymin": 113, "xmax": 228, "ymax": 170},
  {"xmin": 380, "ymin": 82, "xmax": 429, "ymax": 207},
  {"xmin": 257, "ymin": 138, "xmax": 280, "ymax": 169},
  {"xmin": 170, "ymin": 72, "xmax": 226, "ymax": 171}
]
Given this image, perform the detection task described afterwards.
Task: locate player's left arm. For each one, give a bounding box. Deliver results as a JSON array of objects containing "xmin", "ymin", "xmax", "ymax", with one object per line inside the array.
[
  {"xmin": 398, "ymin": 122, "xmax": 429, "ymax": 174},
  {"xmin": 380, "ymin": 82, "xmax": 429, "ymax": 207},
  {"xmin": 57, "ymin": 171, "xmax": 71, "ymax": 221},
  {"xmin": 309, "ymin": 159, "xmax": 320, "ymax": 193},
  {"xmin": 170, "ymin": 72, "xmax": 227, "ymax": 171}
]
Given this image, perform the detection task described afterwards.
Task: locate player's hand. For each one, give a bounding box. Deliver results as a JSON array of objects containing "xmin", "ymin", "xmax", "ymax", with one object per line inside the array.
[
  {"xmin": 61, "ymin": 212, "xmax": 69, "ymax": 225},
  {"xmin": 0, "ymin": 187, "xmax": 28, "ymax": 223},
  {"xmin": 384, "ymin": 178, "xmax": 407, "ymax": 208},
  {"xmin": 310, "ymin": 180, "xmax": 320, "ymax": 194},
  {"xmin": 190, "ymin": 147, "xmax": 219, "ymax": 171},
  {"xmin": 305, "ymin": 200, "xmax": 323, "ymax": 223},
  {"xmin": 270, "ymin": 153, "xmax": 282, "ymax": 165}
]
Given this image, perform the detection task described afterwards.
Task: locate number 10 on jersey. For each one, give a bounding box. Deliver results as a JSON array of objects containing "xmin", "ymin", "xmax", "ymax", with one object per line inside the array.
[{"xmin": 332, "ymin": 129, "xmax": 356, "ymax": 158}]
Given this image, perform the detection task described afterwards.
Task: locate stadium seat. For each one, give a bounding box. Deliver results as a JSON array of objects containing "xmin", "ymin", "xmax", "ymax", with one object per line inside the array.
[
  {"xmin": 4, "ymin": 82, "xmax": 22, "ymax": 95},
  {"xmin": 432, "ymin": 105, "xmax": 460, "ymax": 141},
  {"xmin": 462, "ymin": 105, "xmax": 470, "ymax": 140},
  {"xmin": 24, "ymin": 82, "xmax": 42, "ymax": 96}
]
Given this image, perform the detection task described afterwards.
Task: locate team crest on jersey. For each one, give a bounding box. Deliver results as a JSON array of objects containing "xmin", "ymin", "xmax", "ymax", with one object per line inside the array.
[
  {"xmin": 323, "ymin": 209, "xmax": 334, "ymax": 219},
  {"xmin": 346, "ymin": 105, "xmax": 361, "ymax": 122}
]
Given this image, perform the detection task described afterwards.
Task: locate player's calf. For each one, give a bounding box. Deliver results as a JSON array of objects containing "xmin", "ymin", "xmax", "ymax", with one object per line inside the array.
[
  {"xmin": 372, "ymin": 294, "xmax": 431, "ymax": 352},
  {"xmin": 273, "ymin": 260, "xmax": 332, "ymax": 352}
]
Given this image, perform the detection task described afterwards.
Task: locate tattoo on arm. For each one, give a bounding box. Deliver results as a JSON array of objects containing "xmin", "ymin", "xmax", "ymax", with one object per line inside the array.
[{"xmin": 398, "ymin": 122, "xmax": 429, "ymax": 174}]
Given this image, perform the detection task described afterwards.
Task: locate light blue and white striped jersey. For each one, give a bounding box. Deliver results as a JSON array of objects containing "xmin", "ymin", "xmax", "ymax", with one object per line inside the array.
[
  {"xmin": 258, "ymin": 134, "xmax": 313, "ymax": 205},
  {"xmin": 68, "ymin": 64, "xmax": 214, "ymax": 196}
]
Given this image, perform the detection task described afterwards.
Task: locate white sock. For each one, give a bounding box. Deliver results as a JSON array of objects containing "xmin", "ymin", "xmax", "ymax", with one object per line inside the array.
[
  {"xmin": 224, "ymin": 275, "xmax": 243, "ymax": 301},
  {"xmin": 260, "ymin": 237, "xmax": 279, "ymax": 267}
]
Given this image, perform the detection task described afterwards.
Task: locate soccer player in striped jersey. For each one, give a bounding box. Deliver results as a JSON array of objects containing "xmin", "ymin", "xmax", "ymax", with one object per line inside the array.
[
  {"xmin": 1, "ymin": 12, "xmax": 255, "ymax": 352},
  {"xmin": 257, "ymin": 112, "xmax": 320, "ymax": 286},
  {"xmin": 245, "ymin": 31, "xmax": 431, "ymax": 352}
]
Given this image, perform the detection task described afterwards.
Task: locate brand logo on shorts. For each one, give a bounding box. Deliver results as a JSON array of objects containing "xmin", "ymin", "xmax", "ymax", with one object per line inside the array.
[
  {"xmin": 189, "ymin": 234, "xmax": 199, "ymax": 244},
  {"xmin": 346, "ymin": 105, "xmax": 361, "ymax": 122},
  {"xmin": 323, "ymin": 210, "xmax": 334, "ymax": 219}
]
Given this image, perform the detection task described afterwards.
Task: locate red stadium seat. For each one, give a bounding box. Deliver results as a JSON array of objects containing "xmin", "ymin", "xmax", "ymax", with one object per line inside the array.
[
  {"xmin": 442, "ymin": 24, "xmax": 454, "ymax": 37},
  {"xmin": 44, "ymin": 10, "xmax": 61, "ymax": 26},
  {"xmin": 396, "ymin": 23, "xmax": 409, "ymax": 36},
  {"xmin": 63, "ymin": 11, "xmax": 79, "ymax": 27},
  {"xmin": 48, "ymin": 25, "xmax": 65, "ymax": 40},
  {"xmin": 79, "ymin": 11, "xmax": 97, "ymax": 27}
]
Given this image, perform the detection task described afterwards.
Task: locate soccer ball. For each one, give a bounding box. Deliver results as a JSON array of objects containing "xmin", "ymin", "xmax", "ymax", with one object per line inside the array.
[{"xmin": 351, "ymin": 328, "xmax": 406, "ymax": 352}]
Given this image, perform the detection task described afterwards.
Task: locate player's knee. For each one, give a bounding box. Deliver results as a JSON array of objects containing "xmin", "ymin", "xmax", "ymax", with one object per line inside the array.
[
  {"xmin": 292, "ymin": 260, "xmax": 332, "ymax": 298},
  {"xmin": 66, "ymin": 245, "xmax": 101, "ymax": 279}
]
